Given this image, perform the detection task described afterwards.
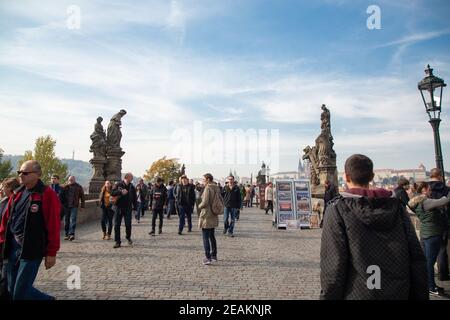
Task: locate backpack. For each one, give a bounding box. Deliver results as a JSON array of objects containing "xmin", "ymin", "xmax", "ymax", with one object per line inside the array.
[{"xmin": 209, "ymin": 186, "xmax": 224, "ymax": 216}]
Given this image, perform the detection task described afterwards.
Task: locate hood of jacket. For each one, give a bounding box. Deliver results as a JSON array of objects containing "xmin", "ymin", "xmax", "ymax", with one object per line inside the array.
[
  {"xmin": 339, "ymin": 188, "xmax": 401, "ymax": 231},
  {"xmin": 408, "ymin": 194, "xmax": 427, "ymax": 210}
]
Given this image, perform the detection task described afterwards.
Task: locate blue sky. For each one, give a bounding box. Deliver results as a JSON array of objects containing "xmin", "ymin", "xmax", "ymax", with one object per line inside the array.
[{"xmin": 1, "ymin": 0, "xmax": 450, "ymax": 179}]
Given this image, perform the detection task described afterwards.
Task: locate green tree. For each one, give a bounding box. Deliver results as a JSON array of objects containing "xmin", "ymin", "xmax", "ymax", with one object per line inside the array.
[
  {"xmin": 0, "ymin": 148, "xmax": 13, "ymax": 180},
  {"xmin": 144, "ymin": 156, "xmax": 182, "ymax": 184},
  {"xmin": 18, "ymin": 136, "xmax": 68, "ymax": 184}
]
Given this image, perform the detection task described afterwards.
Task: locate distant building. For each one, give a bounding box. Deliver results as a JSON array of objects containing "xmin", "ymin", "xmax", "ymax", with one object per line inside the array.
[
  {"xmin": 338, "ymin": 164, "xmax": 431, "ymax": 186},
  {"xmin": 298, "ymin": 159, "xmax": 309, "ymax": 179},
  {"xmin": 240, "ymin": 177, "xmax": 252, "ymax": 185},
  {"xmin": 270, "ymin": 171, "xmax": 299, "ymax": 181}
]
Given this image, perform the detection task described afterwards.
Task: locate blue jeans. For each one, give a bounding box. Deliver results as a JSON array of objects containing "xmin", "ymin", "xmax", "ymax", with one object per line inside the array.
[
  {"xmin": 224, "ymin": 207, "xmax": 237, "ymax": 234},
  {"xmin": 178, "ymin": 206, "xmax": 193, "ymax": 232},
  {"xmin": 202, "ymin": 228, "xmax": 217, "ymax": 260},
  {"xmin": 423, "ymin": 235, "xmax": 442, "ymax": 290},
  {"xmin": 168, "ymin": 199, "xmax": 175, "ymax": 218},
  {"xmin": 64, "ymin": 207, "xmax": 78, "ymax": 236},
  {"xmin": 135, "ymin": 202, "xmax": 145, "ymax": 221},
  {"xmin": 114, "ymin": 206, "xmax": 132, "ymax": 243},
  {"xmin": 5, "ymin": 238, "xmax": 54, "ymax": 300}
]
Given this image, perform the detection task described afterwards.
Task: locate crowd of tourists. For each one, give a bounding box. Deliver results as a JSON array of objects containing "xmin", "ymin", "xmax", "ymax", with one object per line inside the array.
[
  {"xmin": 0, "ymin": 160, "xmax": 260, "ymax": 300},
  {"xmin": 1, "ymin": 154, "xmax": 449, "ymax": 300}
]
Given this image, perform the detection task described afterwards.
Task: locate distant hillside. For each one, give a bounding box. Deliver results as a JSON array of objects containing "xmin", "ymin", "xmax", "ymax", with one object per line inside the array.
[
  {"xmin": 4, "ymin": 155, "xmax": 93, "ymax": 189},
  {"xmin": 61, "ymin": 158, "xmax": 93, "ymax": 188}
]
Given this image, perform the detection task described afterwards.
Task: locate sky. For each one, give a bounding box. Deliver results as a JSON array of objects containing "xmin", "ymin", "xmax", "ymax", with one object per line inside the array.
[{"xmin": 1, "ymin": 0, "xmax": 450, "ymax": 179}]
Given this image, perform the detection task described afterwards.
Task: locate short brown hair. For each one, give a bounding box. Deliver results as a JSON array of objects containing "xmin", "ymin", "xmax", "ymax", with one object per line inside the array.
[
  {"xmin": 417, "ymin": 181, "xmax": 429, "ymax": 194},
  {"xmin": 2, "ymin": 178, "xmax": 20, "ymax": 192},
  {"xmin": 398, "ymin": 177, "xmax": 410, "ymax": 187},
  {"xmin": 430, "ymin": 168, "xmax": 442, "ymax": 179},
  {"xmin": 203, "ymin": 173, "xmax": 213, "ymax": 182},
  {"xmin": 345, "ymin": 154, "xmax": 374, "ymax": 186}
]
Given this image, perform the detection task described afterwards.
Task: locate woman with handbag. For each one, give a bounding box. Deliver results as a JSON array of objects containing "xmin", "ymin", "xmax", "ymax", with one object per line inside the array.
[{"xmin": 99, "ymin": 181, "xmax": 114, "ymax": 240}]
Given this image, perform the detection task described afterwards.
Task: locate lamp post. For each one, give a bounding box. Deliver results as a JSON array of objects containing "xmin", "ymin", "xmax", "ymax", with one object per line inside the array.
[{"xmin": 418, "ymin": 65, "xmax": 447, "ymax": 183}]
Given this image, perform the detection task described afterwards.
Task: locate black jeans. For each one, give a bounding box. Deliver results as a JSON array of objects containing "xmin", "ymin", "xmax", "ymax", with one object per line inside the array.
[
  {"xmin": 152, "ymin": 209, "xmax": 164, "ymax": 231},
  {"xmin": 101, "ymin": 207, "xmax": 114, "ymax": 235},
  {"xmin": 202, "ymin": 228, "xmax": 217, "ymax": 260},
  {"xmin": 437, "ymin": 231, "xmax": 449, "ymax": 280},
  {"xmin": 114, "ymin": 206, "xmax": 132, "ymax": 244},
  {"xmin": 265, "ymin": 200, "xmax": 274, "ymax": 214}
]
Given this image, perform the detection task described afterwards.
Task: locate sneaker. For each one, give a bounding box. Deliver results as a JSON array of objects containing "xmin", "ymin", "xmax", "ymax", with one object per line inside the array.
[
  {"xmin": 430, "ymin": 287, "xmax": 447, "ymax": 296},
  {"xmin": 64, "ymin": 235, "xmax": 70, "ymax": 240},
  {"xmin": 127, "ymin": 239, "xmax": 133, "ymax": 246},
  {"xmin": 158, "ymin": 229, "xmax": 162, "ymax": 235},
  {"xmin": 211, "ymin": 256, "xmax": 218, "ymax": 263},
  {"xmin": 106, "ymin": 234, "xmax": 112, "ymax": 240},
  {"xmin": 202, "ymin": 258, "xmax": 211, "ymax": 266},
  {"xmin": 113, "ymin": 242, "xmax": 121, "ymax": 249},
  {"xmin": 223, "ymin": 229, "xmax": 227, "ymax": 235},
  {"xmin": 69, "ymin": 235, "xmax": 75, "ymax": 241},
  {"xmin": 149, "ymin": 230, "xmax": 155, "ymax": 236},
  {"xmin": 102, "ymin": 233, "xmax": 107, "ymax": 240},
  {"xmin": 178, "ymin": 231, "xmax": 182, "ymax": 235},
  {"xmin": 228, "ymin": 233, "xmax": 234, "ymax": 238}
]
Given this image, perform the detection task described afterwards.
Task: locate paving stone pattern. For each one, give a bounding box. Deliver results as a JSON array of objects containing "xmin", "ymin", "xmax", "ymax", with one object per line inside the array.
[{"xmin": 35, "ymin": 207, "xmax": 322, "ymax": 300}]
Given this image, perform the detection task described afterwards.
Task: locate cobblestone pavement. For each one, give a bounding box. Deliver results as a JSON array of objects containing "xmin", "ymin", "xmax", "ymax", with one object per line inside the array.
[{"xmin": 35, "ymin": 207, "xmax": 322, "ymax": 300}]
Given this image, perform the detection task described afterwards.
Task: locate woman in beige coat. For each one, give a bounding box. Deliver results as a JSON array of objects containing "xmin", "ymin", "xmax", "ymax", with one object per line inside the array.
[{"xmin": 198, "ymin": 173, "xmax": 220, "ymax": 265}]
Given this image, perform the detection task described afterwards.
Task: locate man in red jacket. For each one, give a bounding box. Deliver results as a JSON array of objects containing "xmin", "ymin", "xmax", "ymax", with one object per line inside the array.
[{"xmin": 0, "ymin": 160, "xmax": 60, "ymax": 300}]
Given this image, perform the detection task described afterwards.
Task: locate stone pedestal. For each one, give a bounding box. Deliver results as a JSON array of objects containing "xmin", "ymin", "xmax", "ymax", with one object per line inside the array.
[
  {"xmin": 105, "ymin": 148, "xmax": 125, "ymax": 182},
  {"xmin": 311, "ymin": 165, "xmax": 338, "ymax": 198},
  {"xmin": 88, "ymin": 158, "xmax": 107, "ymax": 195}
]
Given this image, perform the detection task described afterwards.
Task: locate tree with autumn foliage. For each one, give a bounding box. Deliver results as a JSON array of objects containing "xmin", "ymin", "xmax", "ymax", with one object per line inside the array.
[
  {"xmin": 18, "ymin": 135, "xmax": 68, "ymax": 185},
  {"xmin": 0, "ymin": 148, "xmax": 13, "ymax": 180},
  {"xmin": 143, "ymin": 157, "xmax": 182, "ymax": 183}
]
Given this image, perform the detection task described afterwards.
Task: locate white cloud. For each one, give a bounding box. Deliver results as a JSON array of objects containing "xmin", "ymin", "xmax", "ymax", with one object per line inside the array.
[
  {"xmin": 375, "ymin": 29, "xmax": 450, "ymax": 49},
  {"xmin": 1, "ymin": 1, "xmax": 450, "ymax": 178}
]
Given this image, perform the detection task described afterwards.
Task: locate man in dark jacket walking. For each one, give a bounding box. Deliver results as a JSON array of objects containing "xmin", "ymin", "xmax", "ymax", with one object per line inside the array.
[
  {"xmin": 176, "ymin": 175, "xmax": 196, "ymax": 235},
  {"xmin": 320, "ymin": 154, "xmax": 428, "ymax": 300},
  {"xmin": 149, "ymin": 177, "xmax": 167, "ymax": 236},
  {"xmin": 429, "ymin": 168, "xmax": 450, "ymax": 281},
  {"xmin": 111, "ymin": 173, "xmax": 137, "ymax": 248},
  {"xmin": 60, "ymin": 176, "xmax": 85, "ymax": 241},
  {"xmin": 223, "ymin": 176, "xmax": 241, "ymax": 237},
  {"xmin": 394, "ymin": 177, "xmax": 410, "ymax": 208},
  {"xmin": 50, "ymin": 174, "xmax": 65, "ymax": 221}
]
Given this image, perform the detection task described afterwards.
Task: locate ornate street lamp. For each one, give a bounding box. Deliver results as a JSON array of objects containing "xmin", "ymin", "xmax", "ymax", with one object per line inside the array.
[{"xmin": 418, "ymin": 65, "xmax": 446, "ymax": 182}]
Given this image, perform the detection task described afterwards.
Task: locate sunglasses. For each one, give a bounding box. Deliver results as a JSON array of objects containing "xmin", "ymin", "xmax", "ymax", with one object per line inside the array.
[{"xmin": 17, "ymin": 170, "xmax": 37, "ymax": 176}]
